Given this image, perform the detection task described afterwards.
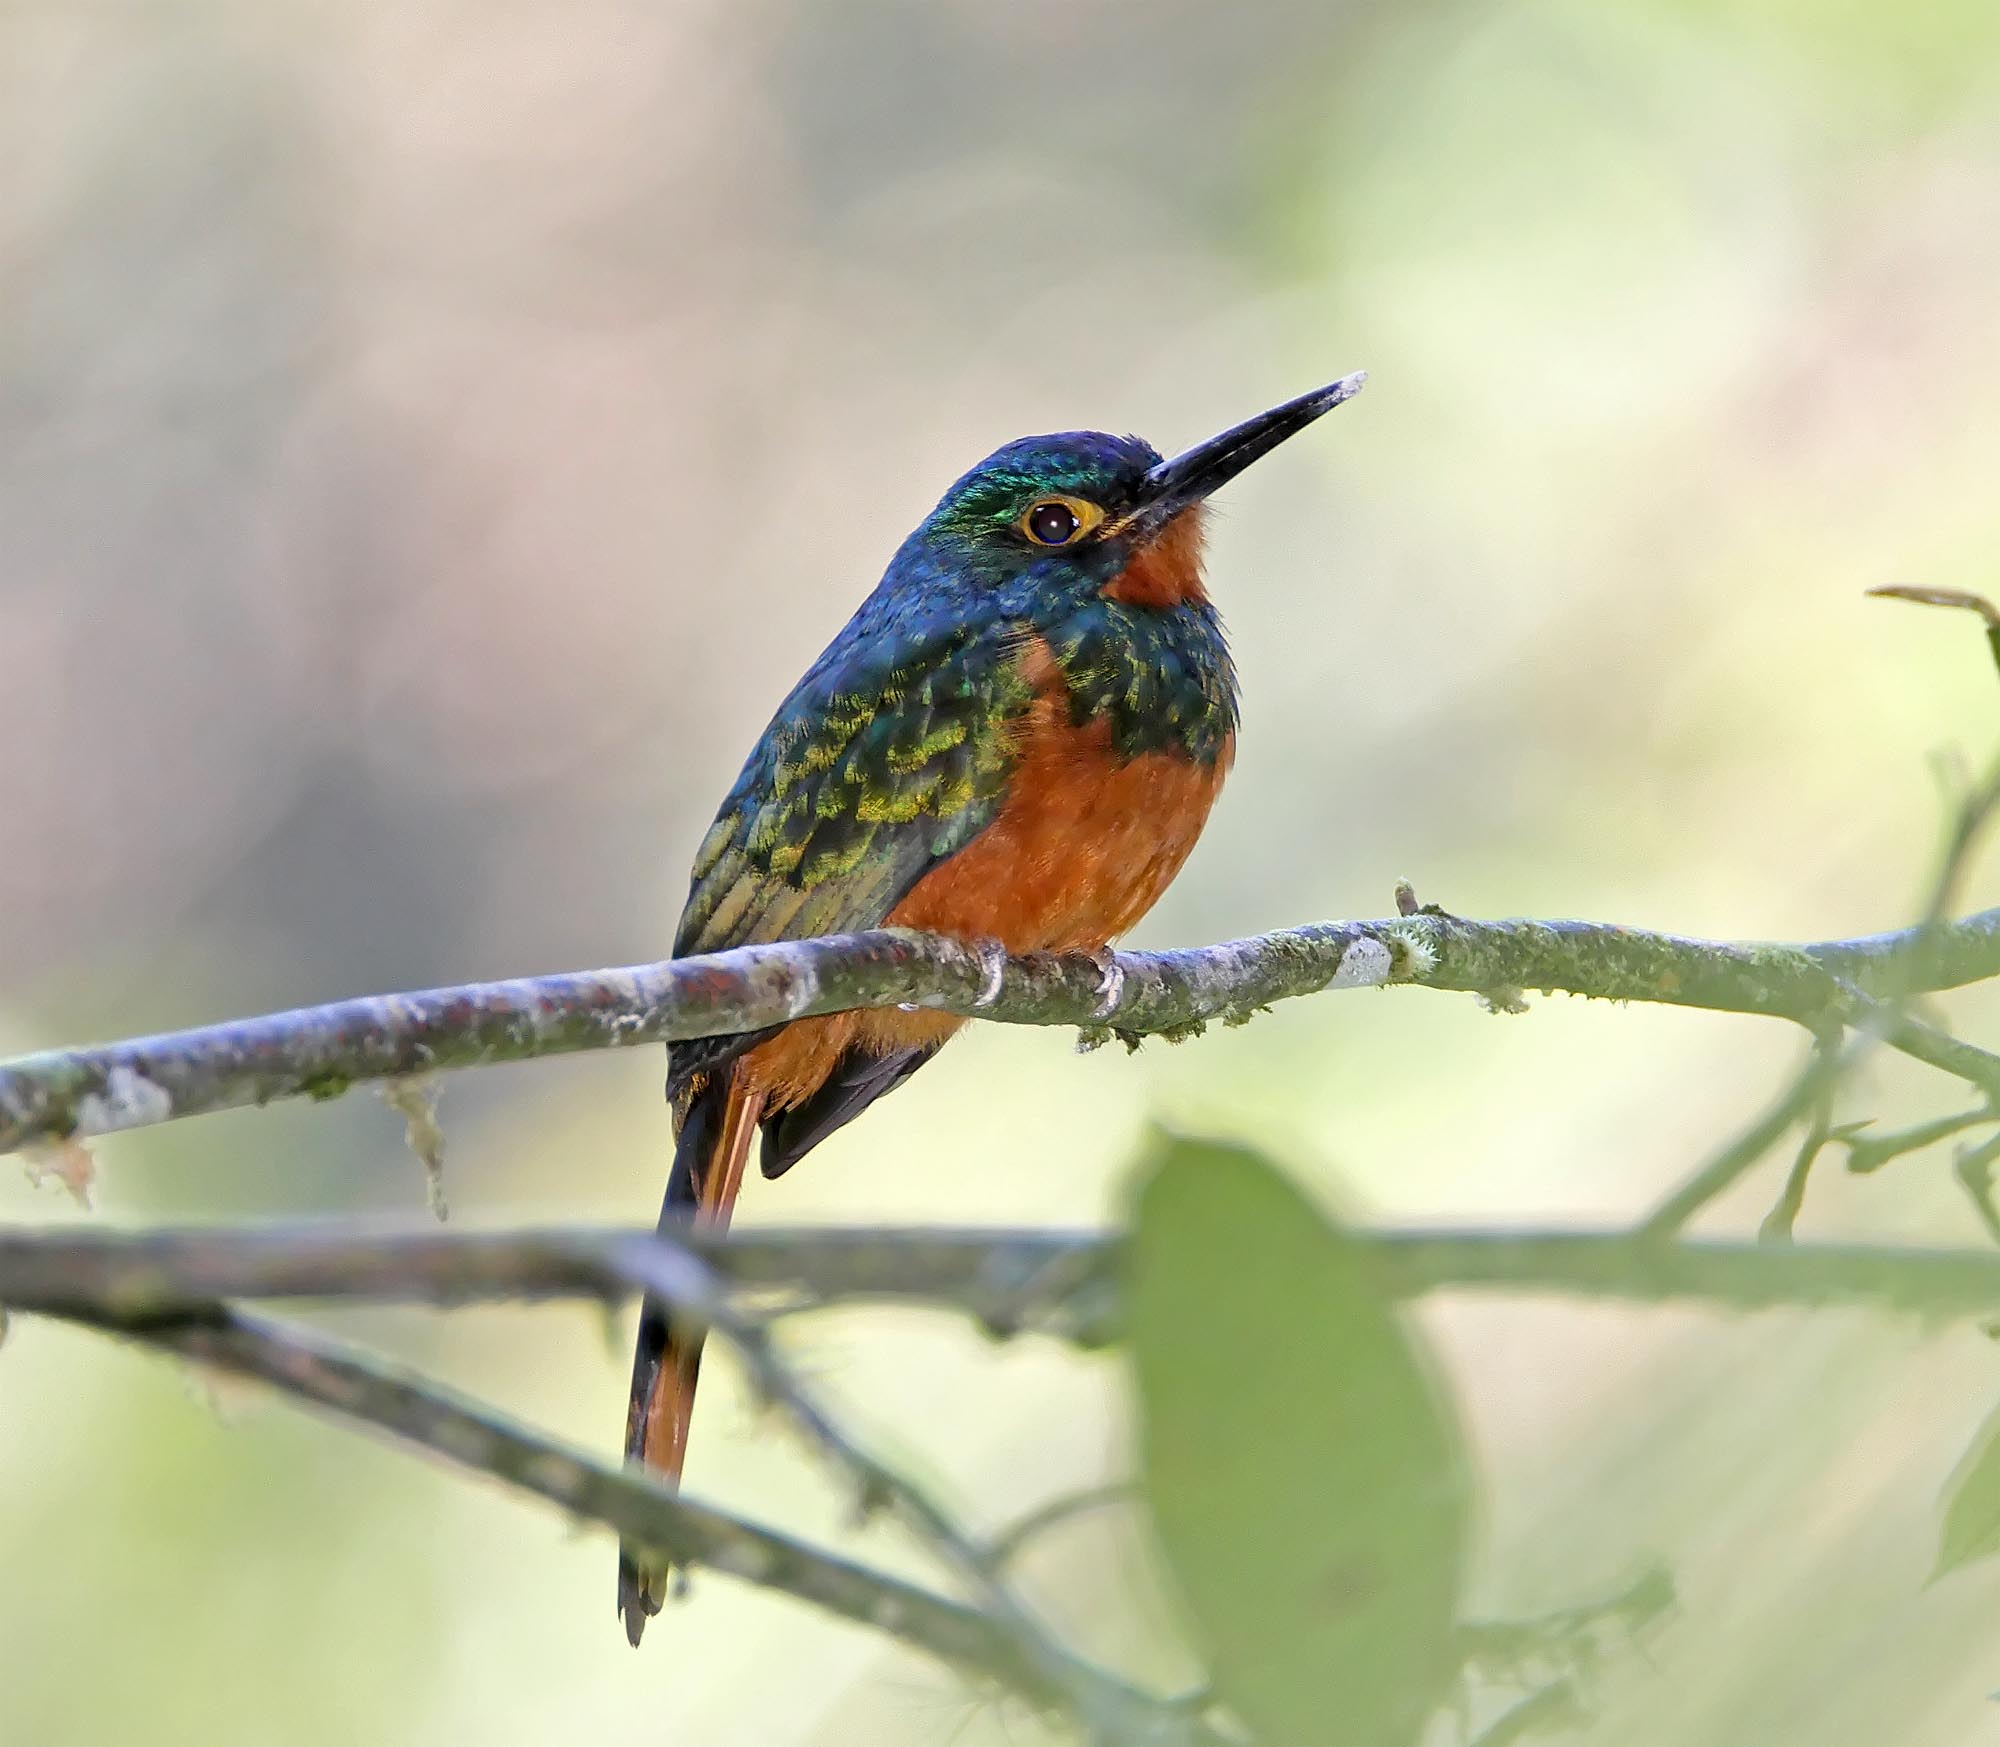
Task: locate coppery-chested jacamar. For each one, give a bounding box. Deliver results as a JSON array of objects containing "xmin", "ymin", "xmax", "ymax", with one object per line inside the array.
[{"xmin": 619, "ymin": 374, "xmax": 1366, "ymax": 1642}]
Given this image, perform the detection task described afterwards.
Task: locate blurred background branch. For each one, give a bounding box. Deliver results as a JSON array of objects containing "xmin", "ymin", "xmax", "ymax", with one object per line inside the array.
[
  {"xmin": 30, "ymin": 1217, "xmax": 2000, "ymax": 1341},
  {"xmin": 38, "ymin": 1182, "xmax": 2000, "ymax": 1745},
  {"xmin": 42, "ymin": 1292, "xmax": 1227, "ymax": 1747}
]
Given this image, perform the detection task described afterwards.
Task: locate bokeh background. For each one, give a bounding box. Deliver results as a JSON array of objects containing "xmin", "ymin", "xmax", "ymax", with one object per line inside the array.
[{"xmin": 5, "ymin": 0, "xmax": 2000, "ymax": 1741}]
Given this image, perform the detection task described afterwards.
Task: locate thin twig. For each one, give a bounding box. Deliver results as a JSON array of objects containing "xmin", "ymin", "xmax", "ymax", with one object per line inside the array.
[
  {"xmin": 992, "ymin": 1483, "xmax": 1137, "ymax": 1570},
  {"xmin": 1636, "ymin": 1035, "xmax": 1850, "ymax": 1239},
  {"xmin": 1843, "ymin": 1108, "xmax": 1999, "ymax": 1175},
  {"xmin": 1464, "ymin": 1680, "xmax": 1584, "ymax": 1747},
  {"xmin": 1868, "ymin": 583, "xmax": 2000, "ymax": 687},
  {"xmin": 1760, "ymin": 1054, "xmax": 1844, "ymax": 1242},
  {"xmin": 1843, "ymin": 990, "xmax": 2000, "ymax": 1098},
  {"xmin": 7, "ymin": 907, "xmax": 2000, "ymax": 1156},
  {"xmin": 1641, "ymin": 730, "xmax": 2000, "ymax": 1235},
  {"xmin": 1953, "ymin": 1130, "xmax": 2000, "ymax": 1248},
  {"xmin": 1458, "ymin": 1563, "xmax": 1673, "ymax": 1682}
]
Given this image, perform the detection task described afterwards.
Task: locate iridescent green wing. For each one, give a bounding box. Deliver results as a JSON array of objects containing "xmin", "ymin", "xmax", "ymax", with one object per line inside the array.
[{"xmin": 675, "ymin": 615, "xmax": 1029, "ymax": 959}]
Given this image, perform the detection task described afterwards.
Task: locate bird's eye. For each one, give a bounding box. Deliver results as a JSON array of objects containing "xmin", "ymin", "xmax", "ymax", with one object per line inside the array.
[
  {"xmin": 1020, "ymin": 496, "xmax": 1101, "ymax": 547},
  {"xmin": 1027, "ymin": 501, "xmax": 1078, "ymax": 545}
]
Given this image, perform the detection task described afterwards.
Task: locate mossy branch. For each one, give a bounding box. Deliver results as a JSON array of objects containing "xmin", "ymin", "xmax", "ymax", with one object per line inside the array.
[{"xmin": 5, "ymin": 904, "xmax": 2000, "ymax": 1157}]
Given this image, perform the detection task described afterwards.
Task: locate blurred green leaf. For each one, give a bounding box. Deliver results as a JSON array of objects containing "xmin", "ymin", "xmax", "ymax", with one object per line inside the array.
[
  {"xmin": 1127, "ymin": 1132, "xmax": 1472, "ymax": 1747},
  {"xmin": 1934, "ymin": 1398, "xmax": 2000, "ymax": 1581}
]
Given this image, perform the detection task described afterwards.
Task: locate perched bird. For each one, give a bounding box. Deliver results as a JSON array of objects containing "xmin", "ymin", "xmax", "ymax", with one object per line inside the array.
[{"xmin": 619, "ymin": 373, "xmax": 1365, "ymax": 1643}]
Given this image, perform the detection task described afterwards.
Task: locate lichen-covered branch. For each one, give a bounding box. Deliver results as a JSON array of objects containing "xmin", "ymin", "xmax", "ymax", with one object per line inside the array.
[
  {"xmin": 5, "ymin": 905, "xmax": 2000, "ymax": 1157},
  {"xmin": 47, "ymin": 1294, "xmax": 1222, "ymax": 1746},
  {"xmin": 21, "ymin": 1221, "xmax": 2000, "ymax": 1347}
]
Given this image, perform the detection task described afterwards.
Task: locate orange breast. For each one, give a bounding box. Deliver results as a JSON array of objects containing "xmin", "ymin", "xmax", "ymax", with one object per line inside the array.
[
  {"xmin": 885, "ymin": 647, "xmax": 1230, "ymax": 951},
  {"xmin": 740, "ymin": 634, "xmax": 1232, "ymax": 1109}
]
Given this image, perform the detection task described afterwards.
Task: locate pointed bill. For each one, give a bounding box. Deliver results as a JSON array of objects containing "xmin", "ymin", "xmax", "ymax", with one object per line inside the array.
[{"xmin": 1128, "ymin": 372, "xmax": 1366, "ymax": 531}]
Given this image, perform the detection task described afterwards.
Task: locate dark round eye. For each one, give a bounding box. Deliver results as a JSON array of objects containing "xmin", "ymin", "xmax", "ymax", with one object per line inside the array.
[{"xmin": 1024, "ymin": 499, "xmax": 1082, "ymax": 546}]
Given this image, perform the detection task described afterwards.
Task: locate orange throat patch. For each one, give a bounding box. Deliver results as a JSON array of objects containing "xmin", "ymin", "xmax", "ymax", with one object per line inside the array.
[{"xmin": 1104, "ymin": 503, "xmax": 1209, "ymax": 608}]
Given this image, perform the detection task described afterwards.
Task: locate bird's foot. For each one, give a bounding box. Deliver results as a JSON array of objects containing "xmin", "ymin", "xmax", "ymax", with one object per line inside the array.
[
  {"xmin": 969, "ymin": 937, "xmax": 1009, "ymax": 1008},
  {"xmin": 1088, "ymin": 945, "xmax": 1126, "ymax": 1020}
]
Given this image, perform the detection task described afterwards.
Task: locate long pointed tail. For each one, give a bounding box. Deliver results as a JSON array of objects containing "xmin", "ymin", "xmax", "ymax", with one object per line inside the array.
[{"xmin": 618, "ymin": 1070, "xmax": 763, "ymax": 1646}]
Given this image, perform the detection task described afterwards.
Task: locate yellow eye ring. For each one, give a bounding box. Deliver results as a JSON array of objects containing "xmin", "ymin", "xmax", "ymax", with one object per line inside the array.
[{"xmin": 1019, "ymin": 495, "xmax": 1105, "ymax": 548}]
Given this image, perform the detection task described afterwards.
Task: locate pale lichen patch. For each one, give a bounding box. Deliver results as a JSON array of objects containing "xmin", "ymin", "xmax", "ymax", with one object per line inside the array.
[
  {"xmin": 778, "ymin": 957, "xmax": 823, "ymax": 1020},
  {"xmin": 73, "ymin": 1066, "xmax": 173, "ymax": 1137},
  {"xmin": 1323, "ymin": 936, "xmax": 1394, "ymax": 991}
]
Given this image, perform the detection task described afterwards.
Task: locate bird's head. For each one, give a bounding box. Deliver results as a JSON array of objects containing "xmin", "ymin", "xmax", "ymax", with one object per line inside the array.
[{"xmin": 911, "ymin": 372, "xmax": 1365, "ymax": 609}]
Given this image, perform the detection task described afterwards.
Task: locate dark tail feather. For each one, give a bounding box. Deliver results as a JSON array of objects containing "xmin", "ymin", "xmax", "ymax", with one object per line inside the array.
[{"xmin": 618, "ymin": 1070, "xmax": 763, "ymax": 1646}]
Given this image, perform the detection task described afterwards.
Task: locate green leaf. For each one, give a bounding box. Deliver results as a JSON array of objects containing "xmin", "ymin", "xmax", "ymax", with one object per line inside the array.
[
  {"xmin": 1128, "ymin": 1132, "xmax": 1472, "ymax": 1747},
  {"xmin": 1935, "ymin": 1397, "xmax": 2000, "ymax": 1580}
]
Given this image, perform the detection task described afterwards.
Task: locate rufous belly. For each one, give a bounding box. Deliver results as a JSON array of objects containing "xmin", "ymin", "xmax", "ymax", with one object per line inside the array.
[{"xmin": 739, "ymin": 656, "xmax": 1232, "ymax": 1111}]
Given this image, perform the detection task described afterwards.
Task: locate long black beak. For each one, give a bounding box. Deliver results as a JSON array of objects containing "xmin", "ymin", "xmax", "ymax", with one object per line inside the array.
[{"xmin": 1129, "ymin": 371, "xmax": 1365, "ymax": 533}]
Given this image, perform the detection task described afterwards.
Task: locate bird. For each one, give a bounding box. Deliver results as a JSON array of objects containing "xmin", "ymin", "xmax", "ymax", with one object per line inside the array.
[{"xmin": 618, "ymin": 372, "xmax": 1365, "ymax": 1644}]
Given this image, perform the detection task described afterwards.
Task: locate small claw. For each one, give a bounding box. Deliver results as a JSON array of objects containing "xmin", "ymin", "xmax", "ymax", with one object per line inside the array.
[
  {"xmin": 973, "ymin": 938, "xmax": 1008, "ymax": 1009},
  {"xmin": 1089, "ymin": 946, "xmax": 1125, "ymax": 1020}
]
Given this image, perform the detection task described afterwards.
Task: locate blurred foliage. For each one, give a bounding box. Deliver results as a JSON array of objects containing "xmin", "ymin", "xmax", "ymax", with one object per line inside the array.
[
  {"xmin": 1936, "ymin": 1396, "xmax": 2000, "ymax": 1584},
  {"xmin": 1129, "ymin": 1133, "xmax": 1470, "ymax": 1745},
  {"xmin": 5, "ymin": 0, "xmax": 2000, "ymax": 1742}
]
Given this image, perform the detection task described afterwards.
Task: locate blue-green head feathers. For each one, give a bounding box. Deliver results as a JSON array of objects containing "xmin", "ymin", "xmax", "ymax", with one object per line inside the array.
[
  {"xmin": 907, "ymin": 430, "xmax": 1165, "ymax": 595},
  {"xmin": 931, "ymin": 431, "xmax": 1162, "ymax": 531}
]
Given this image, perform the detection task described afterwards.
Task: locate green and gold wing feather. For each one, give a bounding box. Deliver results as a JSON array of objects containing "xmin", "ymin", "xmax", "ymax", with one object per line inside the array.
[{"xmin": 676, "ymin": 611, "xmax": 1030, "ymax": 961}]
